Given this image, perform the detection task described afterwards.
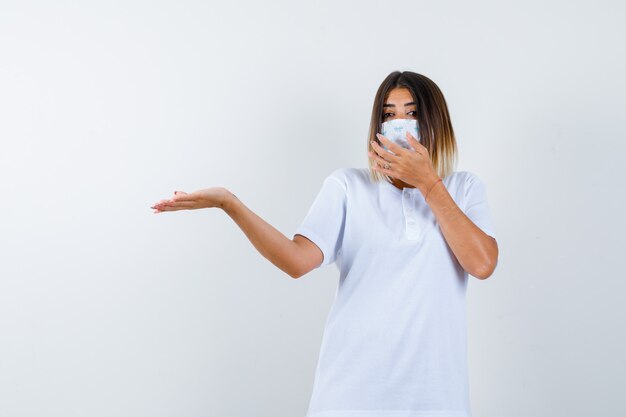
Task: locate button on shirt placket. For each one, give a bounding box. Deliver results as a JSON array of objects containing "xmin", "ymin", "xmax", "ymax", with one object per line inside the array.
[{"xmin": 402, "ymin": 188, "xmax": 420, "ymax": 240}]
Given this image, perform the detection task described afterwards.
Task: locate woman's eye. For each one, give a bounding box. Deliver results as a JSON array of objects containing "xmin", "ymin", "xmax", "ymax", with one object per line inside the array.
[{"xmin": 384, "ymin": 111, "xmax": 415, "ymax": 119}]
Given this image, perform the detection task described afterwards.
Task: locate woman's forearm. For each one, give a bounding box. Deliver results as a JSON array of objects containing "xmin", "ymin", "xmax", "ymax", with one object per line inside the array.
[
  {"xmin": 421, "ymin": 180, "xmax": 498, "ymax": 280},
  {"xmin": 221, "ymin": 192, "xmax": 301, "ymax": 278}
]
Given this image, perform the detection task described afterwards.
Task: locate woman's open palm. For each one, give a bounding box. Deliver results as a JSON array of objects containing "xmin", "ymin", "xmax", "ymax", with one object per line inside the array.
[{"xmin": 150, "ymin": 187, "xmax": 231, "ymax": 213}]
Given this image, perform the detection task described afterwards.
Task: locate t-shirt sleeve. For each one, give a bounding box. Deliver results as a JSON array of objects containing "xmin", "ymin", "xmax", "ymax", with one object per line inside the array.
[
  {"xmin": 293, "ymin": 175, "xmax": 347, "ymax": 268},
  {"xmin": 462, "ymin": 172, "xmax": 497, "ymax": 240}
]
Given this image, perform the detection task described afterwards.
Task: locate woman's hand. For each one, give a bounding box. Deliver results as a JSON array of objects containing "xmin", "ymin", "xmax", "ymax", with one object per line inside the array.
[
  {"xmin": 150, "ymin": 187, "xmax": 233, "ymax": 213},
  {"xmin": 369, "ymin": 131, "xmax": 439, "ymax": 194}
]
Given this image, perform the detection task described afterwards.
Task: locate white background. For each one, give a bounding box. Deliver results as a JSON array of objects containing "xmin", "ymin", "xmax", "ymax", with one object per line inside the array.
[{"xmin": 1, "ymin": 1, "xmax": 624, "ymax": 416}]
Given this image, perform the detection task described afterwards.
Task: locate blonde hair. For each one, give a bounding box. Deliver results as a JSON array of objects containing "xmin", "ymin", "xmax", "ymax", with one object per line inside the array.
[{"xmin": 367, "ymin": 71, "xmax": 458, "ymax": 183}]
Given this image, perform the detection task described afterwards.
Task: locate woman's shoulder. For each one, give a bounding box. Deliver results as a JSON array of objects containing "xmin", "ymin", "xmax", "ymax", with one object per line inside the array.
[
  {"xmin": 325, "ymin": 167, "xmax": 373, "ymax": 191},
  {"xmin": 444, "ymin": 170, "xmax": 483, "ymax": 186},
  {"xmin": 444, "ymin": 171, "xmax": 493, "ymax": 206}
]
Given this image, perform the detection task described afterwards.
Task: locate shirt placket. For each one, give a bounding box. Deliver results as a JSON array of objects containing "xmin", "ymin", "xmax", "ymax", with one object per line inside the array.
[{"xmin": 402, "ymin": 187, "xmax": 421, "ymax": 240}]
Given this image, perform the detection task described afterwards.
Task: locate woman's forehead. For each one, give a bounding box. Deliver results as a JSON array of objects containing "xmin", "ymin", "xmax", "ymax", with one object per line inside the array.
[{"xmin": 385, "ymin": 88, "xmax": 414, "ymax": 103}]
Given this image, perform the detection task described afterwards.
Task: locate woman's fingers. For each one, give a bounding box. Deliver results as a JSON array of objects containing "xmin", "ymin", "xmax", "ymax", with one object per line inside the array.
[
  {"xmin": 368, "ymin": 150, "xmax": 390, "ymax": 168},
  {"xmin": 151, "ymin": 187, "xmax": 228, "ymax": 213},
  {"xmin": 154, "ymin": 200, "xmax": 197, "ymax": 211},
  {"xmin": 171, "ymin": 194, "xmax": 195, "ymax": 202},
  {"xmin": 150, "ymin": 199, "xmax": 171, "ymax": 209},
  {"xmin": 150, "ymin": 191, "xmax": 193, "ymax": 210},
  {"xmin": 151, "ymin": 197, "xmax": 192, "ymax": 210}
]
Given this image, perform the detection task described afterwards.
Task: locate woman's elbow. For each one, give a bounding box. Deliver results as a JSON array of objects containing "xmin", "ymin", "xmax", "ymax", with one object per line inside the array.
[
  {"xmin": 476, "ymin": 239, "xmax": 499, "ymax": 280},
  {"xmin": 469, "ymin": 237, "xmax": 498, "ymax": 280}
]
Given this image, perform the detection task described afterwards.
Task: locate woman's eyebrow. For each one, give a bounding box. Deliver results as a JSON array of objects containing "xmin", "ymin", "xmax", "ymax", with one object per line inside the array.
[{"xmin": 383, "ymin": 101, "xmax": 416, "ymax": 108}]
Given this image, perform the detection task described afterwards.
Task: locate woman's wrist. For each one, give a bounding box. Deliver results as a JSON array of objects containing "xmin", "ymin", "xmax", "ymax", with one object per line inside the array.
[
  {"xmin": 425, "ymin": 177, "xmax": 443, "ymax": 202},
  {"xmin": 220, "ymin": 190, "xmax": 240, "ymax": 212},
  {"xmin": 419, "ymin": 174, "xmax": 441, "ymax": 199}
]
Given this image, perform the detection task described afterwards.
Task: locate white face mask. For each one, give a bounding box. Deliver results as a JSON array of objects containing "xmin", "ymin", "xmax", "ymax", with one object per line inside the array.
[{"xmin": 380, "ymin": 118, "xmax": 420, "ymax": 154}]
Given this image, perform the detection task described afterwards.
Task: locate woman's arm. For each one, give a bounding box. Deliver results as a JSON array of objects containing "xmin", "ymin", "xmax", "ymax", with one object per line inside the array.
[
  {"xmin": 151, "ymin": 189, "xmax": 321, "ymax": 279},
  {"xmin": 369, "ymin": 134, "xmax": 498, "ymax": 280},
  {"xmin": 222, "ymin": 193, "xmax": 323, "ymax": 279},
  {"xmin": 421, "ymin": 179, "xmax": 499, "ymax": 280}
]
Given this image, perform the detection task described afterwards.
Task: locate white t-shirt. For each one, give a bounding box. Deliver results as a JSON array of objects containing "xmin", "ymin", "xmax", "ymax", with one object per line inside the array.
[{"xmin": 294, "ymin": 167, "xmax": 497, "ymax": 417}]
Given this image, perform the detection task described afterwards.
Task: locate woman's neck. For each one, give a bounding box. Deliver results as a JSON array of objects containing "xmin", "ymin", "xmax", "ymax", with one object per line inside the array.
[{"xmin": 390, "ymin": 177, "xmax": 415, "ymax": 190}]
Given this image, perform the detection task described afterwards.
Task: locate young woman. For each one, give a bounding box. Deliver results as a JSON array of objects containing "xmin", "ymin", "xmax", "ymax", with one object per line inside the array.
[{"xmin": 151, "ymin": 70, "xmax": 499, "ymax": 417}]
